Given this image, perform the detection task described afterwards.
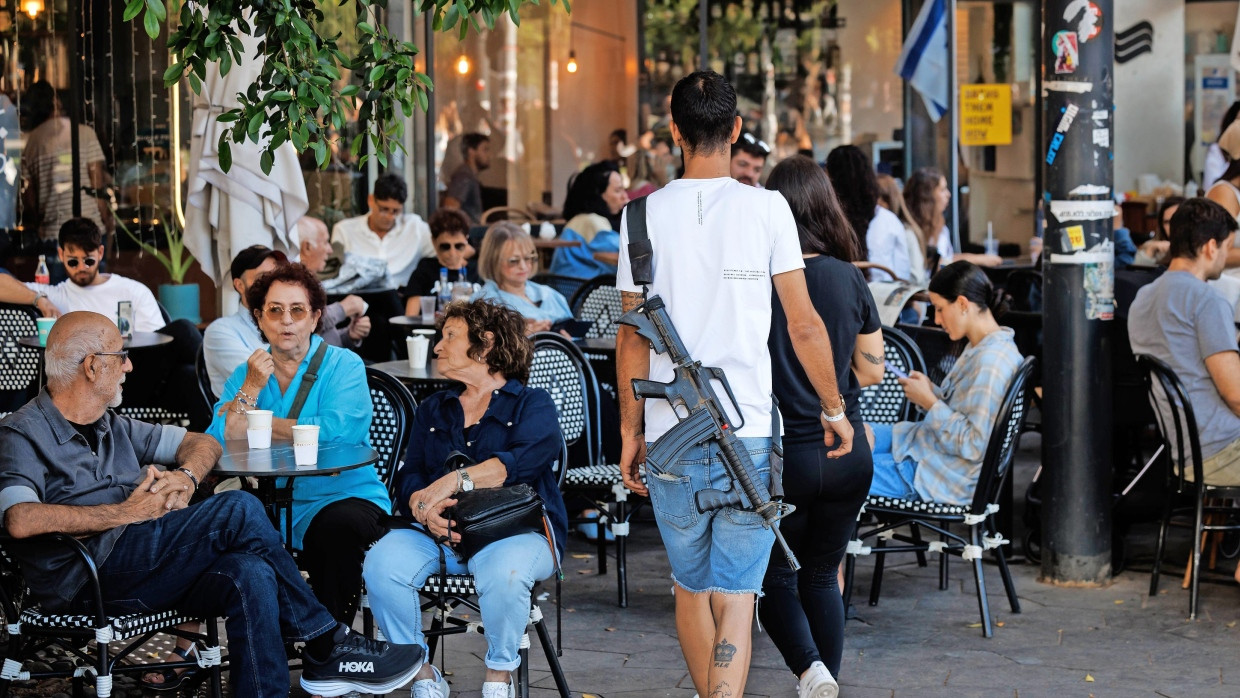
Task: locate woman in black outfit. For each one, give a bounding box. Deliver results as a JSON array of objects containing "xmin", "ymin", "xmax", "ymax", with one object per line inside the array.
[{"xmin": 761, "ymin": 154, "xmax": 885, "ymax": 697}]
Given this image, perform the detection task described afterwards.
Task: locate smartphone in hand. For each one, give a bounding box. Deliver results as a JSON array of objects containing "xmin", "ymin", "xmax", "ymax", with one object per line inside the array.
[{"xmin": 885, "ymin": 361, "xmax": 909, "ymax": 380}]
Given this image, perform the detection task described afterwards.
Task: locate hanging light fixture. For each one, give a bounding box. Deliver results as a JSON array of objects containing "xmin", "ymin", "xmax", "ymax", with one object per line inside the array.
[
  {"xmin": 456, "ymin": 54, "xmax": 470, "ymax": 75},
  {"xmin": 21, "ymin": 0, "xmax": 42, "ymax": 19},
  {"xmin": 566, "ymin": 49, "xmax": 578, "ymax": 74}
]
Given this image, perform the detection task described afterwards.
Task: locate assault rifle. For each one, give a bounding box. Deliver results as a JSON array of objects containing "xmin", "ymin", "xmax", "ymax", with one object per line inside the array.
[{"xmin": 619, "ymin": 294, "xmax": 800, "ymax": 570}]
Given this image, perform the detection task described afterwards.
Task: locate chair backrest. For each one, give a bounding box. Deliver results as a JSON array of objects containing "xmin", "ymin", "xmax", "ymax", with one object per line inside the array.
[
  {"xmin": 970, "ymin": 356, "xmax": 1036, "ymax": 513},
  {"xmin": 365, "ymin": 367, "xmax": 418, "ymax": 495},
  {"xmin": 528, "ymin": 332, "xmax": 598, "ymax": 466},
  {"xmin": 0, "ymin": 303, "xmax": 40, "ymax": 414},
  {"xmin": 195, "ymin": 344, "xmax": 217, "ymax": 406},
  {"xmin": 895, "ymin": 323, "xmax": 965, "ymax": 385},
  {"xmin": 1136, "ymin": 354, "xmax": 1204, "ymax": 486},
  {"xmin": 531, "ymin": 273, "xmax": 588, "ymax": 304},
  {"xmin": 858, "ymin": 325, "xmax": 927, "ymax": 424},
  {"xmin": 568, "ymin": 274, "xmax": 622, "ymax": 339}
]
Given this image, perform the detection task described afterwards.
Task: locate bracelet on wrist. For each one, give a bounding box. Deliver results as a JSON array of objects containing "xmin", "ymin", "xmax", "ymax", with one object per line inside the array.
[
  {"xmin": 820, "ymin": 409, "xmax": 846, "ymax": 423},
  {"xmin": 820, "ymin": 396, "xmax": 846, "ymax": 419},
  {"xmin": 175, "ymin": 467, "xmax": 199, "ymax": 492}
]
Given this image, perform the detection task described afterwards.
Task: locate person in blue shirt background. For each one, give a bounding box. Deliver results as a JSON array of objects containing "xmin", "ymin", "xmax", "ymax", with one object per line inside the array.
[
  {"xmin": 549, "ymin": 161, "xmax": 628, "ymax": 279},
  {"xmin": 473, "ymin": 222, "xmax": 573, "ymax": 335},
  {"xmin": 207, "ymin": 263, "xmax": 389, "ymax": 625}
]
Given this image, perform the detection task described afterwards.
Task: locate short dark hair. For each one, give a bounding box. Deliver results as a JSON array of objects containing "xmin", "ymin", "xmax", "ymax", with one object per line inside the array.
[
  {"xmin": 1168, "ymin": 197, "xmax": 1239, "ymax": 260},
  {"xmin": 731, "ymin": 132, "xmax": 770, "ymax": 160},
  {"xmin": 229, "ymin": 245, "xmax": 288, "ymax": 282},
  {"xmin": 460, "ymin": 132, "xmax": 490, "ymax": 158},
  {"xmin": 440, "ymin": 299, "xmax": 534, "ymax": 384},
  {"xmin": 372, "ymin": 172, "xmax": 408, "ymax": 204},
  {"xmin": 669, "ymin": 71, "xmax": 737, "ymax": 156},
  {"xmin": 246, "ymin": 263, "xmax": 328, "ymax": 338},
  {"xmin": 609, "ymin": 129, "xmax": 627, "ymax": 144},
  {"xmin": 23, "ymin": 81, "xmax": 54, "ymax": 128},
  {"xmin": 428, "ymin": 208, "xmax": 472, "ymax": 239},
  {"xmin": 928, "ymin": 261, "xmax": 1007, "ymax": 318},
  {"xmin": 58, "ymin": 218, "xmax": 102, "ymax": 251}
]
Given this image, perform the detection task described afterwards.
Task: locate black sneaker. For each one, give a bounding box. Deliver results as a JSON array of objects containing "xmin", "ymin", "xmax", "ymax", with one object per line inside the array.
[{"xmin": 299, "ymin": 630, "xmax": 424, "ymax": 697}]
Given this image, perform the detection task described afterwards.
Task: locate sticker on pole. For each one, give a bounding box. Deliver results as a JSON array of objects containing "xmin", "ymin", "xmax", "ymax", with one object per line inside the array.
[
  {"xmin": 1061, "ymin": 225, "xmax": 1086, "ymax": 251},
  {"xmin": 1050, "ymin": 200, "xmax": 1114, "ymax": 222},
  {"xmin": 1053, "ymin": 31, "xmax": 1079, "ymax": 74}
]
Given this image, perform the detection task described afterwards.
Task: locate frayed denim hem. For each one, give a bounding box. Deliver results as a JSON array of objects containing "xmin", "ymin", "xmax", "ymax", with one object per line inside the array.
[{"xmin": 670, "ymin": 575, "xmax": 763, "ymax": 598}]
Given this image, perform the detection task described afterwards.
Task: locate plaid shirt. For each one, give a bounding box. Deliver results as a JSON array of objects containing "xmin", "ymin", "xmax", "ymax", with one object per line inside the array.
[{"xmin": 892, "ymin": 327, "xmax": 1022, "ymax": 505}]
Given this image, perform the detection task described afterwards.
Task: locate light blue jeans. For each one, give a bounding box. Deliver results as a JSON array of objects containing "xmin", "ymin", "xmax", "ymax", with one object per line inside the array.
[{"xmin": 362, "ymin": 528, "xmax": 556, "ymax": 671}]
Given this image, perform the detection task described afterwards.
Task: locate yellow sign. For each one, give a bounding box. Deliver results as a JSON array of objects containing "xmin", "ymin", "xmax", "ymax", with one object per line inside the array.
[
  {"xmin": 1065, "ymin": 225, "xmax": 1085, "ymax": 250},
  {"xmin": 960, "ymin": 84, "xmax": 1013, "ymax": 146}
]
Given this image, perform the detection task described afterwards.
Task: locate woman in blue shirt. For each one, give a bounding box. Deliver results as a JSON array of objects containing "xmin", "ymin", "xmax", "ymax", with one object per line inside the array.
[
  {"xmin": 207, "ymin": 263, "xmax": 390, "ymax": 624},
  {"xmin": 364, "ymin": 300, "xmax": 566, "ymax": 698},
  {"xmin": 473, "ymin": 221, "xmax": 573, "ymax": 334},
  {"xmin": 549, "ymin": 161, "xmax": 628, "ymax": 278}
]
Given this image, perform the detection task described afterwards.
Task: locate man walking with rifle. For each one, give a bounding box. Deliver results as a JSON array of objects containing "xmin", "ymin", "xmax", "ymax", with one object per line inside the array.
[{"xmin": 616, "ymin": 70, "xmax": 853, "ymax": 698}]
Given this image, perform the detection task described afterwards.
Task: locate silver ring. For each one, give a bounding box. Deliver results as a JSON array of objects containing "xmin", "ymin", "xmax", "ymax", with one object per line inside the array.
[{"xmin": 417, "ymin": 501, "xmax": 426, "ymax": 511}]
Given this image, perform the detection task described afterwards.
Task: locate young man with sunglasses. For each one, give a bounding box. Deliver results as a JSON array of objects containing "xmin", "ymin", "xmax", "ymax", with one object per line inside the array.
[
  {"xmin": 331, "ymin": 173, "xmax": 434, "ymax": 291},
  {"xmin": 729, "ymin": 131, "xmax": 770, "ymax": 187},
  {"xmin": 24, "ymin": 218, "xmax": 164, "ymax": 332},
  {"xmin": 399, "ymin": 207, "xmax": 478, "ymax": 313}
]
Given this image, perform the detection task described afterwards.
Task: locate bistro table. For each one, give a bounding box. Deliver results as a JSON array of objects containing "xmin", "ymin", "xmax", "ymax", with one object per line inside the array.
[
  {"xmin": 215, "ymin": 438, "xmax": 379, "ymax": 548},
  {"xmin": 20, "ymin": 331, "xmax": 175, "ymax": 386}
]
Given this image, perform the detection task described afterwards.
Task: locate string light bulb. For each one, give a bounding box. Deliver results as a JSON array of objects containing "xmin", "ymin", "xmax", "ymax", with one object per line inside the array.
[
  {"xmin": 21, "ymin": 0, "xmax": 42, "ymax": 19},
  {"xmin": 456, "ymin": 54, "xmax": 470, "ymax": 75},
  {"xmin": 566, "ymin": 50, "xmax": 578, "ymax": 74}
]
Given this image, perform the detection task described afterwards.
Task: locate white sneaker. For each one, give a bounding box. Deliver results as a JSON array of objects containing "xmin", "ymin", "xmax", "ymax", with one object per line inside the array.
[
  {"xmin": 798, "ymin": 661, "xmax": 839, "ymax": 698},
  {"xmin": 480, "ymin": 676, "xmax": 514, "ymax": 698},
  {"xmin": 411, "ymin": 665, "xmax": 449, "ymax": 698}
]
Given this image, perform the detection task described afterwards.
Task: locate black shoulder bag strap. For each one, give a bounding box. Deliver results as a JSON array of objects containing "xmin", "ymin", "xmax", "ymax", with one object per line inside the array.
[
  {"xmin": 287, "ymin": 340, "xmax": 328, "ymax": 421},
  {"xmin": 625, "ymin": 196, "xmax": 653, "ymax": 286}
]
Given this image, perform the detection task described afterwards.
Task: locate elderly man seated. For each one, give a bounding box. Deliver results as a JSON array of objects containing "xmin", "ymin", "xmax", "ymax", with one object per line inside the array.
[{"xmin": 0, "ymin": 311, "xmax": 423, "ymax": 698}]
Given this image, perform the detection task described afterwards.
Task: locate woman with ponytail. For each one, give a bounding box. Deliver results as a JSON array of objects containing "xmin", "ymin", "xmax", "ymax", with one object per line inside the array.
[{"xmin": 864, "ymin": 261, "xmax": 1022, "ymax": 505}]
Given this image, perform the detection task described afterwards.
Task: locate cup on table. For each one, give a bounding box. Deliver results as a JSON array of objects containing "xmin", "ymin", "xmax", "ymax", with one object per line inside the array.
[
  {"xmin": 292, "ymin": 424, "xmax": 320, "ymax": 466},
  {"xmin": 419, "ymin": 296, "xmax": 437, "ymax": 323},
  {"xmin": 245, "ymin": 409, "xmax": 273, "ymax": 449},
  {"xmin": 984, "ymin": 238, "xmax": 999, "ymax": 257},
  {"xmin": 35, "ymin": 317, "xmax": 55, "ymax": 347},
  {"xmin": 407, "ymin": 332, "xmax": 431, "ymax": 369}
]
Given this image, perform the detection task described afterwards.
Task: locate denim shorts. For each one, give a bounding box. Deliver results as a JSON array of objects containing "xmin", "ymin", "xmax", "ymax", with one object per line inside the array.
[{"xmin": 644, "ymin": 436, "xmax": 775, "ymax": 595}]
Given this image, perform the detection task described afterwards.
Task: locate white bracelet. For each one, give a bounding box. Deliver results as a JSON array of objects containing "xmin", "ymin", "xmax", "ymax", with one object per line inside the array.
[{"xmin": 821, "ymin": 409, "xmax": 846, "ymax": 423}]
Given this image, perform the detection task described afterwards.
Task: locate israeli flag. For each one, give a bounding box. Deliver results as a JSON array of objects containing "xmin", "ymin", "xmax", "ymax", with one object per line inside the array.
[{"xmin": 895, "ymin": 0, "xmax": 949, "ymax": 122}]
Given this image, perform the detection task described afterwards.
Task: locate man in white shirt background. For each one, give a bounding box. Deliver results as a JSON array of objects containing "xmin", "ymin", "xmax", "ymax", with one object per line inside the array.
[
  {"xmin": 331, "ymin": 173, "xmax": 433, "ymax": 291},
  {"xmin": 729, "ymin": 131, "xmax": 769, "ymax": 187}
]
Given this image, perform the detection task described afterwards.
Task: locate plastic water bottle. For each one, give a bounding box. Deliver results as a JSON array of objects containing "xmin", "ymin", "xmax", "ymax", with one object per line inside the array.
[
  {"xmin": 438, "ymin": 267, "xmax": 451, "ymax": 309},
  {"xmin": 34, "ymin": 255, "xmax": 49, "ymax": 285}
]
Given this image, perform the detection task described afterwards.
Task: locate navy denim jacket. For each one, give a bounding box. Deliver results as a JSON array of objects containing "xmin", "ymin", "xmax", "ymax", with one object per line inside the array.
[{"xmin": 396, "ymin": 379, "xmax": 567, "ymax": 558}]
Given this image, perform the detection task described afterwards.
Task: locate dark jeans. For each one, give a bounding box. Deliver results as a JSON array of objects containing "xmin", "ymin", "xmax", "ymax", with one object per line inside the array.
[
  {"xmin": 83, "ymin": 490, "xmax": 337, "ymax": 698},
  {"xmin": 301, "ymin": 497, "xmax": 388, "ymax": 624},
  {"xmin": 759, "ymin": 425, "xmax": 873, "ymax": 679}
]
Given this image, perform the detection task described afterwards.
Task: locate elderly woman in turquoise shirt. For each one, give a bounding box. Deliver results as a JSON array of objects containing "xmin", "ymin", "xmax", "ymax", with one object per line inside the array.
[
  {"xmin": 472, "ymin": 221, "xmax": 573, "ymax": 334},
  {"xmin": 207, "ymin": 263, "xmax": 390, "ymax": 625}
]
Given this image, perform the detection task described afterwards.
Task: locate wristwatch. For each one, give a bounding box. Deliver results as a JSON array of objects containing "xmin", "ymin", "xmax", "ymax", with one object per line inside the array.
[{"xmin": 458, "ymin": 469, "xmax": 475, "ymax": 492}]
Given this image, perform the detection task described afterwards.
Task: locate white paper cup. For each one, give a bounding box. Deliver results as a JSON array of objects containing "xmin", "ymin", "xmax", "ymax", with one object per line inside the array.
[
  {"xmin": 419, "ymin": 296, "xmax": 437, "ymax": 322},
  {"xmin": 246, "ymin": 428, "xmax": 272, "ymax": 449},
  {"xmin": 407, "ymin": 335, "xmax": 429, "ymax": 369},
  {"xmin": 245, "ymin": 410, "xmax": 273, "ymax": 449},
  {"xmin": 292, "ymin": 425, "xmax": 320, "ymax": 466}
]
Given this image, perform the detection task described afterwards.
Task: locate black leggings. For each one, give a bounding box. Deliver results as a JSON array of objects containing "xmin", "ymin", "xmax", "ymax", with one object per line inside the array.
[
  {"xmin": 300, "ymin": 497, "xmax": 389, "ymax": 624},
  {"xmin": 759, "ymin": 425, "xmax": 873, "ymax": 679}
]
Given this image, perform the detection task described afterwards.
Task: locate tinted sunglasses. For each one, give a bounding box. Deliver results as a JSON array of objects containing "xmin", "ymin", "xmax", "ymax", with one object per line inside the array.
[
  {"xmin": 505, "ymin": 254, "xmax": 539, "ymax": 267},
  {"xmin": 438, "ymin": 242, "xmax": 468, "ymax": 252},
  {"xmin": 742, "ymin": 132, "xmax": 771, "ymax": 155},
  {"xmin": 65, "ymin": 257, "xmax": 99, "ymax": 269},
  {"xmin": 263, "ymin": 304, "xmax": 311, "ymax": 321}
]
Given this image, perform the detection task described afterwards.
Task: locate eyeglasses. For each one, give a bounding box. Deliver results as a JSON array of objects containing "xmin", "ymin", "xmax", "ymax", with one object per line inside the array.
[
  {"xmin": 504, "ymin": 254, "xmax": 539, "ymax": 268},
  {"xmin": 79, "ymin": 350, "xmax": 129, "ymax": 364},
  {"xmin": 263, "ymin": 304, "xmax": 311, "ymax": 321},
  {"xmin": 438, "ymin": 242, "xmax": 468, "ymax": 252},
  {"xmin": 65, "ymin": 257, "xmax": 99, "ymax": 269},
  {"xmin": 742, "ymin": 132, "xmax": 770, "ymax": 155}
]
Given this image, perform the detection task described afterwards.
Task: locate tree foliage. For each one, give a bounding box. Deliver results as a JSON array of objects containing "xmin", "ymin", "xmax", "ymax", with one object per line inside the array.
[{"xmin": 124, "ymin": 0, "xmax": 569, "ymax": 174}]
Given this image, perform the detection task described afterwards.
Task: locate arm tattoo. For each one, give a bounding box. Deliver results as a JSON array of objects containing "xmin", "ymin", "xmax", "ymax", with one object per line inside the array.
[
  {"xmin": 861, "ymin": 350, "xmax": 883, "ymax": 365},
  {"xmin": 712, "ymin": 638, "xmax": 737, "ymax": 668},
  {"xmin": 620, "ymin": 290, "xmax": 643, "ymax": 312},
  {"xmin": 707, "ymin": 681, "xmax": 734, "ymax": 698}
]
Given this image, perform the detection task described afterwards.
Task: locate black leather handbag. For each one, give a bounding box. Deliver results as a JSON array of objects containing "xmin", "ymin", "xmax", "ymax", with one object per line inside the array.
[{"xmin": 442, "ymin": 451, "xmax": 548, "ymax": 561}]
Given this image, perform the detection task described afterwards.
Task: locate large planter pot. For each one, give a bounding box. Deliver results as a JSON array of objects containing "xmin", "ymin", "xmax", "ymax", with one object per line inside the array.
[{"xmin": 158, "ymin": 283, "xmax": 201, "ymax": 324}]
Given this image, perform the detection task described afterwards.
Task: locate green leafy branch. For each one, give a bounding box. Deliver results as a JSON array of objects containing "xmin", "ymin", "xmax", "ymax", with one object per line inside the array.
[{"xmin": 124, "ymin": 0, "xmax": 570, "ymax": 175}]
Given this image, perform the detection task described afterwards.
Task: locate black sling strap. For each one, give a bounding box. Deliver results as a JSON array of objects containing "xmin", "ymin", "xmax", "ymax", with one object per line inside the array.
[
  {"xmin": 624, "ymin": 196, "xmax": 653, "ymax": 286},
  {"xmin": 287, "ymin": 340, "xmax": 328, "ymax": 421}
]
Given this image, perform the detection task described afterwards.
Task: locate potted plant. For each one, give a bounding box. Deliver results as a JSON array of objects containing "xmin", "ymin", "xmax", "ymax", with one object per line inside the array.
[{"xmin": 115, "ymin": 211, "xmax": 200, "ymax": 324}]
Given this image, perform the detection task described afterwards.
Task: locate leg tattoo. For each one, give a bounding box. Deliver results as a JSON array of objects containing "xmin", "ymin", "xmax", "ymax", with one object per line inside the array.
[
  {"xmin": 708, "ymin": 681, "xmax": 734, "ymax": 698},
  {"xmin": 713, "ymin": 638, "xmax": 737, "ymax": 668}
]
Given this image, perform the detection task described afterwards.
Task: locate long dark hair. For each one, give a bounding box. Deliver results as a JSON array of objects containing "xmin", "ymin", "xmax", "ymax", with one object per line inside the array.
[
  {"xmin": 563, "ymin": 161, "xmax": 622, "ymax": 230},
  {"xmin": 825, "ymin": 145, "xmax": 879, "ymax": 261},
  {"xmin": 905, "ymin": 167, "xmax": 947, "ymax": 243},
  {"xmin": 928, "ymin": 261, "xmax": 1007, "ymax": 318},
  {"xmin": 766, "ymin": 155, "xmax": 859, "ymax": 262}
]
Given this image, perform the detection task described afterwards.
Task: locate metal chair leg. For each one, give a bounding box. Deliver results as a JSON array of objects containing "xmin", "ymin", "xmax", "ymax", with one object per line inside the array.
[
  {"xmin": 532, "ymin": 609, "xmax": 571, "ymax": 697},
  {"xmin": 970, "ymin": 527, "xmax": 993, "ymax": 638},
  {"xmin": 517, "ymin": 635, "xmax": 530, "ymax": 698},
  {"xmin": 910, "ymin": 522, "xmax": 929, "ymax": 568},
  {"xmin": 1149, "ymin": 491, "xmax": 1173, "ymax": 597},
  {"xmin": 868, "ymin": 538, "xmax": 886, "ymax": 607},
  {"xmin": 988, "ymin": 521, "xmax": 1021, "ymax": 614},
  {"xmin": 939, "ymin": 531, "xmax": 950, "ymax": 590},
  {"xmin": 207, "ymin": 618, "xmax": 224, "ymax": 698},
  {"xmin": 1190, "ymin": 489, "xmax": 1206, "ymax": 620}
]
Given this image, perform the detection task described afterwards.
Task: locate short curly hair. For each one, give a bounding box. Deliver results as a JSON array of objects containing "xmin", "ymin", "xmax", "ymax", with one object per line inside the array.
[
  {"xmin": 246, "ymin": 263, "xmax": 328, "ymax": 340},
  {"xmin": 441, "ymin": 299, "xmax": 534, "ymax": 383}
]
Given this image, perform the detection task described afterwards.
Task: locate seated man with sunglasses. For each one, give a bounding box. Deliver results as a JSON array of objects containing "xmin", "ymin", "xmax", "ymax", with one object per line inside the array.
[
  {"xmin": 399, "ymin": 207, "xmax": 479, "ymax": 312},
  {"xmin": 730, "ymin": 132, "xmax": 770, "ymax": 188}
]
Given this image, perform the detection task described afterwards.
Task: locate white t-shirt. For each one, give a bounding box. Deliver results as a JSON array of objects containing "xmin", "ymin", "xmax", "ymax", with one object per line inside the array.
[
  {"xmin": 616, "ymin": 177, "xmax": 805, "ymax": 440},
  {"xmin": 866, "ymin": 206, "xmax": 911, "ymax": 281},
  {"xmin": 331, "ymin": 213, "xmax": 434, "ymax": 290},
  {"xmin": 934, "ymin": 226, "xmax": 955, "ymax": 265},
  {"xmin": 27, "ymin": 275, "xmax": 165, "ymax": 332}
]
